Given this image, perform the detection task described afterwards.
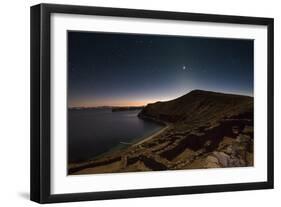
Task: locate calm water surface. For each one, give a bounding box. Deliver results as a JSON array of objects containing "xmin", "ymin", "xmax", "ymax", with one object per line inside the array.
[{"xmin": 68, "ymin": 109, "xmax": 164, "ymax": 163}]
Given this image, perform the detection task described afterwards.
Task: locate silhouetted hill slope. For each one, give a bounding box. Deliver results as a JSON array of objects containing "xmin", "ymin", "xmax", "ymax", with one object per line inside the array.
[{"xmin": 139, "ymin": 90, "xmax": 253, "ymax": 123}]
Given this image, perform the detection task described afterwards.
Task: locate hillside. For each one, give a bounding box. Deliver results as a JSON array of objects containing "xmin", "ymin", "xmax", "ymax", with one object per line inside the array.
[{"xmin": 139, "ymin": 89, "xmax": 253, "ymax": 124}]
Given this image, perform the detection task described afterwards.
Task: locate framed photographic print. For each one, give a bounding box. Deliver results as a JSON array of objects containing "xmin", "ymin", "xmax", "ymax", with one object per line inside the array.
[{"xmin": 30, "ymin": 3, "xmax": 274, "ymax": 203}]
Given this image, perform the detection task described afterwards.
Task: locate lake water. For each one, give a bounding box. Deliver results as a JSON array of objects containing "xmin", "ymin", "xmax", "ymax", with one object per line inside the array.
[{"xmin": 68, "ymin": 109, "xmax": 164, "ymax": 163}]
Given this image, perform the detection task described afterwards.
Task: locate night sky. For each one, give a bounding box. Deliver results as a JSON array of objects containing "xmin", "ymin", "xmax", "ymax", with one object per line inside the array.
[{"xmin": 68, "ymin": 31, "xmax": 253, "ymax": 107}]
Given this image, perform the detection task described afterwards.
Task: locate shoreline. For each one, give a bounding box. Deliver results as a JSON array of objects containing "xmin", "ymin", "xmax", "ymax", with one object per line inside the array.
[
  {"xmin": 69, "ymin": 116, "xmax": 169, "ymax": 167},
  {"xmin": 132, "ymin": 124, "xmax": 170, "ymax": 146},
  {"xmin": 69, "ymin": 117, "xmax": 168, "ymax": 165},
  {"xmin": 68, "ymin": 123, "xmax": 170, "ymax": 174},
  {"xmin": 131, "ymin": 114, "xmax": 170, "ymax": 146}
]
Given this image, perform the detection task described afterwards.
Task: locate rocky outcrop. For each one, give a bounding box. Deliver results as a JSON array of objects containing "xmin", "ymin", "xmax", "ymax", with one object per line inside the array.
[{"xmin": 202, "ymin": 132, "xmax": 253, "ymax": 168}]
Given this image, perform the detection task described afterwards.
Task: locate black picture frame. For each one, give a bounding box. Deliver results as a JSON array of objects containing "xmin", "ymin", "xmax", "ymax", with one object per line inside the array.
[{"xmin": 30, "ymin": 3, "xmax": 274, "ymax": 204}]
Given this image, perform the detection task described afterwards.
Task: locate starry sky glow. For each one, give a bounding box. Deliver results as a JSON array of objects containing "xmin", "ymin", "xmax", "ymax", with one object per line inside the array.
[{"xmin": 68, "ymin": 31, "xmax": 253, "ymax": 107}]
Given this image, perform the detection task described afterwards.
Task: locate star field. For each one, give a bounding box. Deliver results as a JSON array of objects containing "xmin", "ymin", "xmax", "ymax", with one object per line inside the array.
[{"xmin": 68, "ymin": 31, "xmax": 253, "ymax": 107}]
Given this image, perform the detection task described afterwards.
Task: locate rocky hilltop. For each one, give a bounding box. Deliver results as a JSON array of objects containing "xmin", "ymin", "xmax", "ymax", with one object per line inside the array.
[{"xmin": 68, "ymin": 90, "xmax": 254, "ymax": 175}]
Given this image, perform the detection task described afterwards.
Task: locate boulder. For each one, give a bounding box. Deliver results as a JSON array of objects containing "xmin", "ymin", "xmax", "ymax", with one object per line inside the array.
[
  {"xmin": 213, "ymin": 151, "xmax": 230, "ymax": 167},
  {"xmin": 237, "ymin": 134, "xmax": 251, "ymax": 143}
]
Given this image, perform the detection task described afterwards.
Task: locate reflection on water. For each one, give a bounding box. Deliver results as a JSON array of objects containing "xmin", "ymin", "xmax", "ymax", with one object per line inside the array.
[{"xmin": 68, "ymin": 109, "xmax": 164, "ymax": 163}]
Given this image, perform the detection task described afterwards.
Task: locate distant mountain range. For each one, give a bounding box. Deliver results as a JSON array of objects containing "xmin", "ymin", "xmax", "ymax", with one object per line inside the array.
[{"xmin": 111, "ymin": 106, "xmax": 144, "ymax": 112}]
